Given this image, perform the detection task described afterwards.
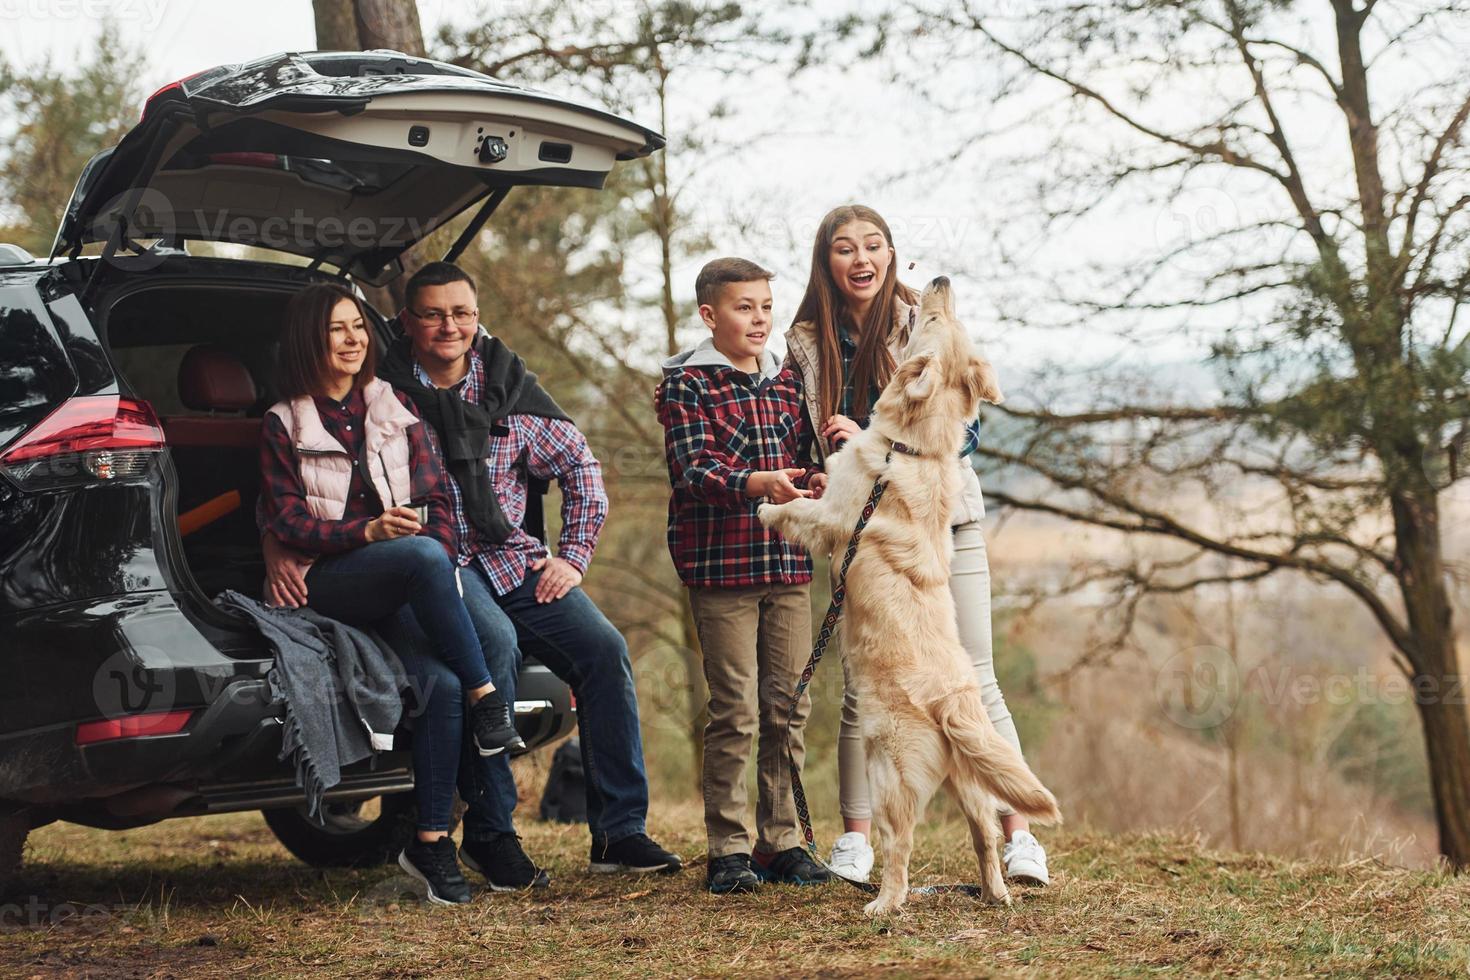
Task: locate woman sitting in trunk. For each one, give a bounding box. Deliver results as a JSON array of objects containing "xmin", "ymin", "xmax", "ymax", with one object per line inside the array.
[{"xmin": 257, "ymin": 282, "xmax": 518, "ymax": 904}]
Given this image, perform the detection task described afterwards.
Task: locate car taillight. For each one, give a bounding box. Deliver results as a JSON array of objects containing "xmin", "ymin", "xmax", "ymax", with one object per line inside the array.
[
  {"xmin": 76, "ymin": 709, "xmax": 195, "ymax": 745},
  {"xmin": 0, "ymin": 396, "xmax": 165, "ymax": 491},
  {"xmin": 140, "ymin": 69, "xmax": 211, "ymax": 120}
]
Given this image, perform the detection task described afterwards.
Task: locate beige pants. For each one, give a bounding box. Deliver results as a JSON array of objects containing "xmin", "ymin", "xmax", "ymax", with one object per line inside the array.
[
  {"xmin": 688, "ymin": 582, "xmax": 812, "ymax": 857},
  {"xmin": 837, "ymin": 521, "xmax": 1024, "ymax": 819}
]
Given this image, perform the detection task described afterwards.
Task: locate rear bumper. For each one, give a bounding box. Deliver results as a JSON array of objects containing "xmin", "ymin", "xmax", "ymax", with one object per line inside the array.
[
  {"xmin": 508, "ymin": 662, "xmax": 578, "ymax": 749},
  {"xmin": 0, "ymin": 586, "xmax": 575, "ymax": 820},
  {"xmin": 0, "ymin": 677, "xmax": 287, "ymax": 807},
  {"xmin": 0, "ymin": 664, "xmax": 575, "ymax": 819}
]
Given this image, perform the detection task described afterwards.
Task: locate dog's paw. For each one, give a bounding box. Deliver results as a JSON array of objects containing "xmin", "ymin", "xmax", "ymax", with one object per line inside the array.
[
  {"xmin": 982, "ymin": 886, "xmax": 1012, "ymax": 907},
  {"xmin": 756, "ymin": 501, "xmax": 781, "ymax": 528},
  {"xmin": 863, "ymin": 897, "xmax": 906, "ymax": 918}
]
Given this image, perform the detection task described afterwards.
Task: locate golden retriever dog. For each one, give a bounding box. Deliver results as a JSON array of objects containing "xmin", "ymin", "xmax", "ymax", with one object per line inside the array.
[{"xmin": 759, "ymin": 277, "xmax": 1060, "ymax": 916}]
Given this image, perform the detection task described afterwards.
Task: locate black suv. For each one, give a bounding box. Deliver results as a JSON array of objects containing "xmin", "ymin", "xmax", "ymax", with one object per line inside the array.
[{"xmin": 0, "ymin": 50, "xmax": 662, "ymax": 892}]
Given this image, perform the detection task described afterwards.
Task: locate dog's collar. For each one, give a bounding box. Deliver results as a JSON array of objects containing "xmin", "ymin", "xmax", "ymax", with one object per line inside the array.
[{"xmin": 888, "ymin": 440, "xmax": 925, "ymax": 458}]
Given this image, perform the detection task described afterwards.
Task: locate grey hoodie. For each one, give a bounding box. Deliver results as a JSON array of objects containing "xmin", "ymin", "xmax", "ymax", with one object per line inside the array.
[{"xmin": 661, "ymin": 336, "xmax": 784, "ymax": 382}]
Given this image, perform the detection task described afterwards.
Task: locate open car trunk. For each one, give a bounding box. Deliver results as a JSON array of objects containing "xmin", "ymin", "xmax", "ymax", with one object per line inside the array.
[
  {"xmin": 54, "ymin": 50, "xmax": 662, "ymax": 284},
  {"xmin": 103, "ymin": 277, "xmax": 304, "ymax": 601},
  {"xmin": 100, "ymin": 271, "xmax": 544, "ymax": 606},
  {"xmin": 75, "ymin": 50, "xmax": 651, "ymax": 600}
]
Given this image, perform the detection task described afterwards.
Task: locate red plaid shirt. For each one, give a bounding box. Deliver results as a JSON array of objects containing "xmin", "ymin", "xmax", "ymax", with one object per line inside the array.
[
  {"xmin": 257, "ymin": 387, "xmax": 456, "ymax": 558},
  {"xmin": 413, "ymin": 350, "xmax": 607, "ymax": 596},
  {"xmin": 655, "ymin": 363, "xmax": 815, "ymax": 587}
]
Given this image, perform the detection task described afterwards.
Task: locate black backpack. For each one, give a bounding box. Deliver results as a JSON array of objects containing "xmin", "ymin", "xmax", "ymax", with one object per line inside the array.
[{"xmin": 538, "ymin": 737, "xmax": 587, "ymax": 824}]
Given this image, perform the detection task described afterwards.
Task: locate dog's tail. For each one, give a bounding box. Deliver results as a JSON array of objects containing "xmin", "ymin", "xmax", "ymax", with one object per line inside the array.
[{"xmin": 933, "ymin": 688, "xmax": 1061, "ymax": 824}]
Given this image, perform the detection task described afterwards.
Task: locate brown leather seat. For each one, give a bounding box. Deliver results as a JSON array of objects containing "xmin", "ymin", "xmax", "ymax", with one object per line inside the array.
[{"xmin": 159, "ymin": 346, "xmax": 262, "ymax": 448}]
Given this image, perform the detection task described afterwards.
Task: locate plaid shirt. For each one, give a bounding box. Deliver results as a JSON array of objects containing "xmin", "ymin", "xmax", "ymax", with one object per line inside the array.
[
  {"xmin": 655, "ymin": 363, "xmax": 815, "ymax": 588},
  {"xmin": 836, "ymin": 324, "xmax": 877, "ymax": 425},
  {"xmin": 258, "ymin": 387, "xmax": 456, "ymax": 558},
  {"xmin": 413, "ymin": 349, "xmax": 607, "ymax": 596},
  {"xmin": 838, "ymin": 323, "xmax": 981, "ymax": 455}
]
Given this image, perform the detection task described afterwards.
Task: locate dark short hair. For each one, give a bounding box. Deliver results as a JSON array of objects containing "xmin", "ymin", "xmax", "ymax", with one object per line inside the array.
[
  {"xmin": 405, "ymin": 261, "xmax": 478, "ymax": 310},
  {"xmin": 276, "ymin": 284, "xmax": 376, "ymax": 400},
  {"xmin": 695, "ymin": 257, "xmax": 774, "ymax": 307}
]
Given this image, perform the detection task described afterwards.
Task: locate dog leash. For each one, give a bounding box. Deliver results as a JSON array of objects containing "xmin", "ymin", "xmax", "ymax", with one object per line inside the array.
[
  {"xmin": 785, "ymin": 455, "xmax": 889, "ymax": 896},
  {"xmin": 783, "ymin": 447, "xmax": 986, "ymax": 900}
]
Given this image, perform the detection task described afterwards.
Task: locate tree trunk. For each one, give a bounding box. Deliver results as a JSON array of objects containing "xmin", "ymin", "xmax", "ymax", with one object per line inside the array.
[
  {"xmin": 1224, "ymin": 582, "xmax": 1243, "ymax": 851},
  {"xmin": 355, "ymin": 0, "xmax": 427, "ymax": 56},
  {"xmin": 680, "ymin": 601, "xmax": 707, "ymax": 795},
  {"xmin": 644, "ymin": 62, "xmax": 705, "ymax": 795},
  {"xmin": 312, "ymin": 0, "xmax": 359, "ymax": 50},
  {"xmin": 1392, "ymin": 489, "xmax": 1470, "ymax": 868},
  {"xmin": 1416, "ymin": 686, "xmax": 1470, "ymax": 869},
  {"xmin": 312, "ymin": 0, "xmax": 426, "ymax": 308}
]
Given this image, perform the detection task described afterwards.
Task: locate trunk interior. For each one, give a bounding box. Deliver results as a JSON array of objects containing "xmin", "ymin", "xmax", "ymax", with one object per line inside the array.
[{"xmin": 103, "ymin": 280, "xmax": 299, "ymax": 602}]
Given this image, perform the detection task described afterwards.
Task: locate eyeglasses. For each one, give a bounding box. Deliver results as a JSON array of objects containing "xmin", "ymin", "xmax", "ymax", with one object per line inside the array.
[{"xmin": 410, "ymin": 308, "xmax": 478, "ymax": 326}]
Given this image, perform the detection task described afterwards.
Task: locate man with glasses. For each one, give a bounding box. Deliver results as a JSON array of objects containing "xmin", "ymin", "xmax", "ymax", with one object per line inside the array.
[{"xmin": 265, "ymin": 262, "xmax": 680, "ymax": 890}]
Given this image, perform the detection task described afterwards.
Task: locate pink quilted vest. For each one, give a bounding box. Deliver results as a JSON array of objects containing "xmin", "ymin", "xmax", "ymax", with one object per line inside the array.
[{"xmin": 267, "ymin": 378, "xmax": 417, "ymax": 519}]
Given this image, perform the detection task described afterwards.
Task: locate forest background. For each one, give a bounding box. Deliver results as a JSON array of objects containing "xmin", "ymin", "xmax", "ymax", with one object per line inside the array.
[{"xmin": 4, "ymin": 0, "xmax": 1469, "ymax": 871}]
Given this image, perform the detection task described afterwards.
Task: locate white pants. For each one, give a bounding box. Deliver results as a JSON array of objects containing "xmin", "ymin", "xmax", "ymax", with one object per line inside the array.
[{"xmin": 836, "ymin": 520, "xmax": 1024, "ymax": 819}]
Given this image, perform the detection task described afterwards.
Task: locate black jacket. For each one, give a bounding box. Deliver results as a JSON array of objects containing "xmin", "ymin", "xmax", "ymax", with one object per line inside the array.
[{"xmin": 378, "ymin": 331, "xmax": 571, "ymax": 544}]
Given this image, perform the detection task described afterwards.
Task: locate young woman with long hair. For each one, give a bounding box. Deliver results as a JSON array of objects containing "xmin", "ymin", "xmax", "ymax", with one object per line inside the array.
[{"xmin": 783, "ymin": 205, "xmax": 1050, "ymax": 886}]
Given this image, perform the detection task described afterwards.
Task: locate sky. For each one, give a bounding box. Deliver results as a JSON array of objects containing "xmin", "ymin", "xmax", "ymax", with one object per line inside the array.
[
  {"xmin": 0, "ymin": 2, "xmax": 1031, "ymax": 358},
  {"xmin": 1, "ymin": 2, "xmax": 1456, "ymax": 387},
  {"xmin": 0, "ymin": 2, "xmax": 319, "ymax": 82}
]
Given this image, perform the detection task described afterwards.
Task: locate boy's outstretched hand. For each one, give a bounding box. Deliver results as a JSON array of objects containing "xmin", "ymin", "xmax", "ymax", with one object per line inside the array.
[
  {"xmin": 808, "ymin": 473, "xmax": 829, "ymax": 499},
  {"xmin": 745, "ymin": 468, "xmax": 812, "ymax": 504}
]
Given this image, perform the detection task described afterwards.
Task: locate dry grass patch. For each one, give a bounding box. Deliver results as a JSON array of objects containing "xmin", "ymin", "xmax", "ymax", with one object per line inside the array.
[{"xmin": 1, "ymin": 802, "xmax": 1468, "ymax": 977}]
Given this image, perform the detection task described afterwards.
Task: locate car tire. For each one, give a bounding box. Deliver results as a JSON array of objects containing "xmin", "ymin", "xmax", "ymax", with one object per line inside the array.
[
  {"xmin": 262, "ymin": 792, "xmax": 463, "ymax": 869},
  {"xmin": 0, "ymin": 810, "xmax": 28, "ymax": 898}
]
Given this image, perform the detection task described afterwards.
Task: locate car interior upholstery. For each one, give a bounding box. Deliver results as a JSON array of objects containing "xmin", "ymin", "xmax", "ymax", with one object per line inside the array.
[{"xmin": 105, "ymin": 284, "xmax": 291, "ymax": 599}]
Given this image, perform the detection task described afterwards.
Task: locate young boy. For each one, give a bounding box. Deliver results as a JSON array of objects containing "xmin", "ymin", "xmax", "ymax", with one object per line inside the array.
[{"xmin": 655, "ymin": 257, "xmax": 831, "ymax": 894}]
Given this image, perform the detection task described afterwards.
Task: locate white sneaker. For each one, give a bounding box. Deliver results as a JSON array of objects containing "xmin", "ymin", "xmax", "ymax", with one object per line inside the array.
[
  {"xmin": 1003, "ymin": 830, "xmax": 1049, "ymax": 886},
  {"xmin": 827, "ymin": 831, "xmax": 875, "ymax": 882}
]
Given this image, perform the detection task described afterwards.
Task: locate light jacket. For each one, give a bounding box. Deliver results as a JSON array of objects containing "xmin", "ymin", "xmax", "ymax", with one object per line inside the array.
[
  {"xmin": 784, "ymin": 296, "xmax": 987, "ymax": 526},
  {"xmin": 266, "ymin": 378, "xmax": 417, "ymax": 521}
]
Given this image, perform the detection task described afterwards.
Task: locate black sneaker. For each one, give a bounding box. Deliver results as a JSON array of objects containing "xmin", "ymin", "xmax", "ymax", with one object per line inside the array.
[
  {"xmin": 588, "ymin": 833, "xmax": 683, "ymax": 874},
  {"xmin": 470, "ymin": 691, "xmax": 525, "ymax": 757},
  {"xmin": 460, "ymin": 833, "xmax": 550, "ymax": 892},
  {"xmin": 753, "ymin": 847, "xmax": 831, "ymax": 886},
  {"xmin": 398, "ymin": 837, "xmax": 473, "ymax": 905},
  {"xmin": 706, "ymin": 853, "xmax": 761, "ymax": 894}
]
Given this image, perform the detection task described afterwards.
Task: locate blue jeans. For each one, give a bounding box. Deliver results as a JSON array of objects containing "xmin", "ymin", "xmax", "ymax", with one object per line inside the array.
[
  {"xmin": 304, "ymin": 536, "xmax": 493, "ymax": 693},
  {"xmin": 389, "ymin": 563, "xmax": 650, "ymax": 844},
  {"xmin": 390, "ymin": 646, "xmax": 464, "ymax": 832}
]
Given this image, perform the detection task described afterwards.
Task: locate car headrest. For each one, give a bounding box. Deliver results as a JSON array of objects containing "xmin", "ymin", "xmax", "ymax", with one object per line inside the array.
[{"xmin": 178, "ymin": 346, "xmax": 258, "ymax": 412}]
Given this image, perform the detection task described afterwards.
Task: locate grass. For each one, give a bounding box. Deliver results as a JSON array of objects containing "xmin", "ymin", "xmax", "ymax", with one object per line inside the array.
[{"xmin": 3, "ymin": 802, "xmax": 1470, "ymax": 978}]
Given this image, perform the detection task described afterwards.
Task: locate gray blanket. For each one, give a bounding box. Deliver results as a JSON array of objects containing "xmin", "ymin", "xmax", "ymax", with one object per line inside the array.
[{"xmin": 215, "ymin": 591, "xmax": 406, "ymax": 817}]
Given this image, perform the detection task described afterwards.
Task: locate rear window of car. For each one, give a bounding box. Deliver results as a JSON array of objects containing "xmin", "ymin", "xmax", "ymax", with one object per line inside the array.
[{"xmin": 0, "ymin": 285, "xmax": 77, "ymax": 450}]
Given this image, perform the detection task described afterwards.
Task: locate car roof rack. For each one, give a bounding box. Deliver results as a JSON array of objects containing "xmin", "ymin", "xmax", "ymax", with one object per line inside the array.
[{"xmin": 0, "ymin": 244, "xmax": 36, "ymax": 267}]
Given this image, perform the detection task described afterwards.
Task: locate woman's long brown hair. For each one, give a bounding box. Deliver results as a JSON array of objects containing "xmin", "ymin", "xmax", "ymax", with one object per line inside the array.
[
  {"xmin": 275, "ymin": 283, "xmax": 376, "ymax": 400},
  {"xmin": 790, "ymin": 205, "xmax": 919, "ymax": 424}
]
